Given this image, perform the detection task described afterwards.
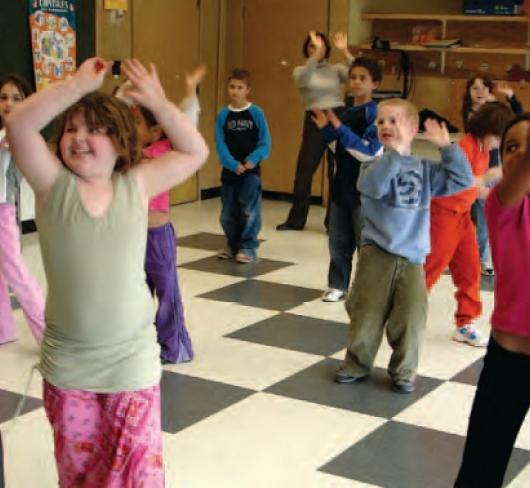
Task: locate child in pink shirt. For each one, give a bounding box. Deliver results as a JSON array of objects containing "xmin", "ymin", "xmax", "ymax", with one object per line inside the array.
[{"xmin": 455, "ymin": 113, "xmax": 530, "ymax": 487}]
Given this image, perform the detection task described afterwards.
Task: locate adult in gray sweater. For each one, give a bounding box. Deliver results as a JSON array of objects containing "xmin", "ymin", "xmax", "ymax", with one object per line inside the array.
[{"xmin": 277, "ymin": 30, "xmax": 353, "ymax": 231}]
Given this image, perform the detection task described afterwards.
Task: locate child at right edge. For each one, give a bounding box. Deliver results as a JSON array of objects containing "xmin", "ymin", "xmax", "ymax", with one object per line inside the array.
[{"xmin": 335, "ymin": 99, "xmax": 473, "ymax": 394}]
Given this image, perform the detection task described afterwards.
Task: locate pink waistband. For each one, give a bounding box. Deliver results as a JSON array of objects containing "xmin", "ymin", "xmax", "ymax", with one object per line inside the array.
[{"xmin": 149, "ymin": 192, "xmax": 170, "ymax": 212}]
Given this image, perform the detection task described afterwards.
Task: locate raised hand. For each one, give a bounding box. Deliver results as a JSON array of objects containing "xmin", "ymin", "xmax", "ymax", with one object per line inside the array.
[
  {"xmin": 121, "ymin": 59, "xmax": 167, "ymax": 112},
  {"xmin": 311, "ymin": 108, "xmax": 328, "ymax": 128},
  {"xmin": 495, "ymin": 81, "xmax": 514, "ymax": 99},
  {"xmin": 75, "ymin": 57, "xmax": 110, "ymax": 94},
  {"xmin": 333, "ymin": 32, "xmax": 348, "ymax": 51},
  {"xmin": 185, "ymin": 64, "xmax": 207, "ymax": 96},
  {"xmin": 326, "ymin": 109, "xmax": 341, "ymax": 129},
  {"xmin": 423, "ymin": 118, "xmax": 450, "ymax": 148},
  {"xmin": 309, "ymin": 30, "xmax": 325, "ymax": 60}
]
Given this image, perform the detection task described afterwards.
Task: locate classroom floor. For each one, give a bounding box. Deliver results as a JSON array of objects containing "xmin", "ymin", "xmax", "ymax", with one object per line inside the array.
[{"xmin": 1, "ymin": 198, "xmax": 530, "ymax": 488}]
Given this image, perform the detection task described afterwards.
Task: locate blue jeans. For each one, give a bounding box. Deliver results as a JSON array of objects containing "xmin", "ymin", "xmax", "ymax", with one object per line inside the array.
[
  {"xmin": 471, "ymin": 198, "xmax": 490, "ymax": 265},
  {"xmin": 220, "ymin": 174, "xmax": 262, "ymax": 257},
  {"xmin": 327, "ymin": 201, "xmax": 363, "ymax": 291}
]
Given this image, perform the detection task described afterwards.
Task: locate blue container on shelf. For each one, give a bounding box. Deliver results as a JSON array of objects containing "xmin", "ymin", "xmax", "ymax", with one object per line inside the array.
[{"xmin": 463, "ymin": 0, "xmax": 519, "ymax": 15}]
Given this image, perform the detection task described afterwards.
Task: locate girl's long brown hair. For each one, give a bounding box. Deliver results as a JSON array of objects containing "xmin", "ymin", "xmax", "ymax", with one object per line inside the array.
[
  {"xmin": 54, "ymin": 92, "xmax": 142, "ymax": 173},
  {"xmin": 462, "ymin": 74, "xmax": 494, "ymax": 130}
]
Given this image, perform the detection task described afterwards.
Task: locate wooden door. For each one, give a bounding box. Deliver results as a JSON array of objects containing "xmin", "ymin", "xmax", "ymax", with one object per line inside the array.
[
  {"xmin": 132, "ymin": 0, "xmax": 200, "ymax": 204},
  {"xmin": 242, "ymin": 0, "xmax": 329, "ymax": 195}
]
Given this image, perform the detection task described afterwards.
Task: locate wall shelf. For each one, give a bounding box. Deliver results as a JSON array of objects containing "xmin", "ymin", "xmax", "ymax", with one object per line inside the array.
[
  {"xmin": 361, "ymin": 13, "xmax": 530, "ymax": 23},
  {"xmin": 358, "ymin": 11, "xmax": 530, "ymax": 76},
  {"xmin": 358, "ymin": 43, "xmax": 529, "ymax": 55}
]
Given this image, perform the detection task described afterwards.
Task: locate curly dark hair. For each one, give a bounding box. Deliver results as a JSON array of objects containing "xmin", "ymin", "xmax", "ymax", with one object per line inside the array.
[{"xmin": 349, "ymin": 57, "xmax": 382, "ymax": 83}]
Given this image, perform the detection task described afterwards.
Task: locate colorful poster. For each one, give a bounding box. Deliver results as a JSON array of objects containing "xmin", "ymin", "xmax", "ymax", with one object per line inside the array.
[{"xmin": 28, "ymin": 0, "xmax": 76, "ymax": 91}]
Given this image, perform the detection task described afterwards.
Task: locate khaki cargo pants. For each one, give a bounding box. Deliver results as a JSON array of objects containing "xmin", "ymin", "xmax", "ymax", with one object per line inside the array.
[{"xmin": 343, "ymin": 244, "xmax": 428, "ymax": 381}]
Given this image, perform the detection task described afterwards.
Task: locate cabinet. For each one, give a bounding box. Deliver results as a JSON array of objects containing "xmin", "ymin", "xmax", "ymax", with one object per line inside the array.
[
  {"xmin": 352, "ymin": 12, "xmax": 530, "ymax": 131},
  {"xmin": 357, "ymin": 13, "xmax": 530, "ymax": 78}
]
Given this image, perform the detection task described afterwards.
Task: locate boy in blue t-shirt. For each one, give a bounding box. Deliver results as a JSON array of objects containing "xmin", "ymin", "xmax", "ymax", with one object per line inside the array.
[
  {"xmin": 215, "ymin": 69, "xmax": 271, "ymax": 263},
  {"xmin": 312, "ymin": 57, "xmax": 383, "ymax": 302}
]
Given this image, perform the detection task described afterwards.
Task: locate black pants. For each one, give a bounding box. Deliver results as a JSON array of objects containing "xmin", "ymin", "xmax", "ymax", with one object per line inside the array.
[
  {"xmin": 327, "ymin": 200, "xmax": 362, "ymax": 291},
  {"xmin": 455, "ymin": 337, "xmax": 530, "ymax": 488},
  {"xmin": 286, "ymin": 108, "xmax": 343, "ymax": 229}
]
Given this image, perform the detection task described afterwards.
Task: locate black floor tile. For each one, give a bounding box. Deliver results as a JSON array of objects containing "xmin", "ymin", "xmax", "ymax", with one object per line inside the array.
[
  {"xmin": 180, "ymin": 255, "xmax": 293, "ymax": 279},
  {"xmin": 450, "ymin": 357, "xmax": 484, "ymax": 386},
  {"xmin": 0, "ymin": 389, "xmax": 42, "ymax": 424},
  {"xmin": 178, "ymin": 232, "xmax": 230, "ymax": 251},
  {"xmin": 178, "ymin": 232, "xmax": 264, "ymax": 252},
  {"xmin": 226, "ymin": 312, "xmax": 347, "ymax": 356},
  {"xmin": 320, "ymin": 421, "xmax": 530, "ymax": 488},
  {"xmin": 265, "ymin": 358, "xmax": 443, "ymax": 419},
  {"xmin": 198, "ymin": 279, "xmax": 322, "ymax": 311},
  {"xmin": 160, "ymin": 370, "xmax": 255, "ymax": 433}
]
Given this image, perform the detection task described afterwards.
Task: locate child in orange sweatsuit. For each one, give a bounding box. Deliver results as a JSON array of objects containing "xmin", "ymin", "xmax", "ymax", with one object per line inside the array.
[{"xmin": 424, "ymin": 102, "xmax": 512, "ymax": 347}]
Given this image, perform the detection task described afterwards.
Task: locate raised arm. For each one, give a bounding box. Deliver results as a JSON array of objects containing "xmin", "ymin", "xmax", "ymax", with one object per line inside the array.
[
  {"xmin": 332, "ymin": 32, "xmax": 354, "ymax": 83},
  {"xmin": 423, "ymin": 119, "xmax": 473, "ymax": 196},
  {"xmin": 293, "ymin": 31, "xmax": 325, "ymax": 88},
  {"xmin": 6, "ymin": 58, "xmax": 109, "ymax": 201},
  {"xmin": 123, "ymin": 59, "xmax": 208, "ymax": 199},
  {"xmin": 179, "ymin": 64, "xmax": 207, "ymax": 127},
  {"xmin": 327, "ymin": 107, "xmax": 382, "ymax": 162},
  {"xmin": 357, "ymin": 150, "xmax": 402, "ymax": 198}
]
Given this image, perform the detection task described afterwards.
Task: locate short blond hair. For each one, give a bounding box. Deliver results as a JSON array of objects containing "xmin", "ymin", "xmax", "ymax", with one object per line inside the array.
[{"xmin": 378, "ymin": 98, "xmax": 419, "ymax": 127}]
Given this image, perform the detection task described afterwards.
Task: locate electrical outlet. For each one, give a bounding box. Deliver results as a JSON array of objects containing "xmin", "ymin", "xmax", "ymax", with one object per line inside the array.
[
  {"xmin": 479, "ymin": 63, "xmax": 489, "ymax": 72},
  {"xmin": 378, "ymin": 59, "xmax": 386, "ymax": 68},
  {"xmin": 428, "ymin": 60, "xmax": 437, "ymax": 69},
  {"xmin": 455, "ymin": 60, "xmax": 463, "ymax": 69}
]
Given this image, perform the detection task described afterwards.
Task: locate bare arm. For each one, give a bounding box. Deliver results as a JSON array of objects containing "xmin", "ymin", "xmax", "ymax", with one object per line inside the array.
[
  {"xmin": 123, "ymin": 59, "xmax": 208, "ymax": 199},
  {"xmin": 6, "ymin": 58, "xmax": 109, "ymax": 202}
]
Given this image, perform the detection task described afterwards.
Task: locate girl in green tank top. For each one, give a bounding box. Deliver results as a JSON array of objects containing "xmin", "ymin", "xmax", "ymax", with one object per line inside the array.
[{"xmin": 5, "ymin": 57, "xmax": 208, "ymax": 486}]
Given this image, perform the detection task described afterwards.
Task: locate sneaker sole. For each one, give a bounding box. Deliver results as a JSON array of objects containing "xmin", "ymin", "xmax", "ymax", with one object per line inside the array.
[
  {"xmin": 334, "ymin": 374, "xmax": 368, "ymax": 384},
  {"xmin": 452, "ymin": 335, "xmax": 487, "ymax": 348},
  {"xmin": 322, "ymin": 295, "xmax": 344, "ymax": 302},
  {"xmin": 392, "ymin": 385, "xmax": 415, "ymax": 394}
]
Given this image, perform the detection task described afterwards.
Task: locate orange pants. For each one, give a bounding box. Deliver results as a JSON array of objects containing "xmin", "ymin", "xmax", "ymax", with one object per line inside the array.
[{"xmin": 424, "ymin": 205, "xmax": 482, "ymax": 327}]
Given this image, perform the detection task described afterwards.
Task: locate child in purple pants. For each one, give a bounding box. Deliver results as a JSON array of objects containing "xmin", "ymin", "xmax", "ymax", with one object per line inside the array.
[{"xmin": 130, "ymin": 66, "xmax": 205, "ymax": 363}]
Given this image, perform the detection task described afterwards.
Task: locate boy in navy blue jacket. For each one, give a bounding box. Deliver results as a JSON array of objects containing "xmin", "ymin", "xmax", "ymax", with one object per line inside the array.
[
  {"xmin": 215, "ymin": 69, "xmax": 271, "ymax": 263},
  {"xmin": 312, "ymin": 57, "xmax": 383, "ymax": 302},
  {"xmin": 335, "ymin": 98, "xmax": 473, "ymax": 393}
]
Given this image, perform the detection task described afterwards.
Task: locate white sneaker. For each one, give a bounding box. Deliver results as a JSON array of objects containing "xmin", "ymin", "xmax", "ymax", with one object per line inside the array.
[
  {"xmin": 322, "ymin": 288, "xmax": 345, "ymax": 302},
  {"xmin": 452, "ymin": 325, "xmax": 488, "ymax": 348},
  {"xmin": 481, "ymin": 263, "xmax": 495, "ymax": 277}
]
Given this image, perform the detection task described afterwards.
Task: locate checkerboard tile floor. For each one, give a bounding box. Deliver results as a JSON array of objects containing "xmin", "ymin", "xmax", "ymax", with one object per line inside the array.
[{"xmin": 1, "ymin": 199, "xmax": 529, "ymax": 487}]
